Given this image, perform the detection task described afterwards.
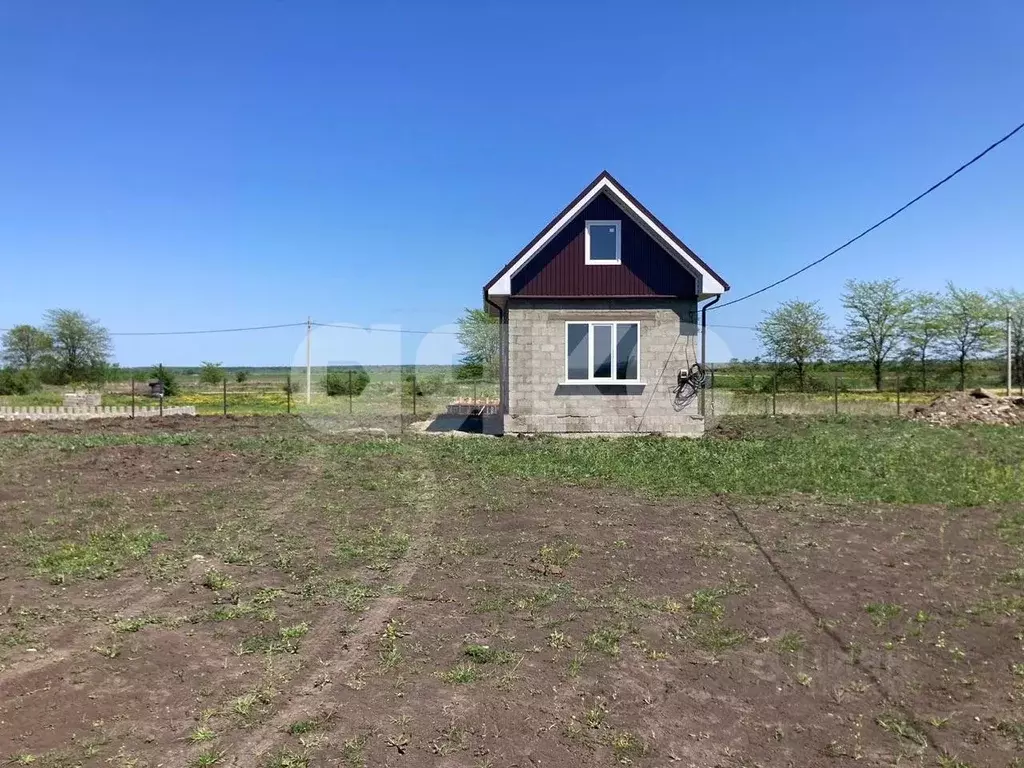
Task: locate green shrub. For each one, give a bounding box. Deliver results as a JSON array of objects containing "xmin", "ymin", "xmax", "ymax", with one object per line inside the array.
[
  {"xmin": 150, "ymin": 364, "xmax": 180, "ymax": 397},
  {"xmin": 0, "ymin": 368, "xmax": 42, "ymax": 395},
  {"xmin": 455, "ymin": 362, "xmax": 486, "ymax": 380},
  {"xmin": 402, "ymin": 373, "xmax": 451, "ymax": 398},
  {"xmin": 199, "ymin": 361, "xmax": 225, "ymax": 385},
  {"xmin": 322, "ymin": 368, "xmax": 369, "ymax": 397},
  {"xmin": 235, "ymin": 370, "xmax": 249, "ymax": 384}
]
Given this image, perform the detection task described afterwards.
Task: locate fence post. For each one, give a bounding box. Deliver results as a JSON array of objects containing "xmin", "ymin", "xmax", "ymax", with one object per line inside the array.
[
  {"xmin": 772, "ymin": 372, "xmax": 777, "ymax": 417},
  {"xmin": 348, "ymin": 370, "xmax": 353, "ymax": 414},
  {"xmin": 131, "ymin": 376, "xmax": 135, "ymax": 419},
  {"xmin": 159, "ymin": 392, "xmax": 163, "ymax": 417},
  {"xmin": 286, "ymin": 375, "xmax": 292, "ymax": 414},
  {"xmin": 412, "ymin": 374, "xmax": 417, "ymax": 417},
  {"xmin": 223, "ymin": 378, "xmax": 227, "ymax": 416},
  {"xmin": 834, "ymin": 376, "xmax": 839, "ymax": 415},
  {"xmin": 709, "ymin": 364, "xmax": 715, "ymax": 416},
  {"xmin": 896, "ymin": 373, "xmax": 901, "ymax": 417}
]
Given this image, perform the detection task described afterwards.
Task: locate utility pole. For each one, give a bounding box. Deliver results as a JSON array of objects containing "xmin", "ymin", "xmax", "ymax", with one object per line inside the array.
[
  {"xmin": 1008, "ymin": 310, "xmax": 1013, "ymax": 397},
  {"xmin": 306, "ymin": 317, "xmax": 312, "ymax": 405}
]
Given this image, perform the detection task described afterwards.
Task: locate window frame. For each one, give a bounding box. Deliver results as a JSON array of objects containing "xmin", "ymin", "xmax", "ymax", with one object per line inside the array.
[
  {"xmin": 584, "ymin": 220, "xmax": 622, "ymax": 265},
  {"xmin": 564, "ymin": 321, "xmax": 641, "ymax": 384}
]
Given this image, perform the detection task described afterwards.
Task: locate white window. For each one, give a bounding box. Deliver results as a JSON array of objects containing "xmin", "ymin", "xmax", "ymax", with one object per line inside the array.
[
  {"xmin": 584, "ymin": 220, "xmax": 621, "ymax": 264},
  {"xmin": 565, "ymin": 321, "xmax": 640, "ymax": 383}
]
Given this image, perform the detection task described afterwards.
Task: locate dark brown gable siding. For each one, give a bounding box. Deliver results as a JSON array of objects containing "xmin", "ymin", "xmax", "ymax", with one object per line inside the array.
[{"xmin": 510, "ymin": 193, "xmax": 697, "ymax": 297}]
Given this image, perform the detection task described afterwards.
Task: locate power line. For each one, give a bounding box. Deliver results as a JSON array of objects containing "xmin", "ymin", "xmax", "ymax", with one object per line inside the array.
[
  {"xmin": 0, "ymin": 320, "xmax": 461, "ymax": 337},
  {"xmin": 312, "ymin": 321, "xmax": 459, "ymax": 336},
  {"xmin": 108, "ymin": 322, "xmax": 308, "ymax": 337},
  {"xmin": 713, "ymin": 119, "xmax": 1024, "ymax": 311}
]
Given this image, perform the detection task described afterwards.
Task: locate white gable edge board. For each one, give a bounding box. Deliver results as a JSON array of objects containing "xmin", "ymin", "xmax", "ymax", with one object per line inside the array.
[{"xmin": 487, "ymin": 176, "xmax": 726, "ymax": 297}]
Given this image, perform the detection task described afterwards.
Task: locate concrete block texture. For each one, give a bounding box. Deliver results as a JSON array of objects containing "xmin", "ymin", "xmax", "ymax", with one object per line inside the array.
[
  {"xmin": 0, "ymin": 406, "xmax": 197, "ymax": 421},
  {"xmin": 504, "ymin": 298, "xmax": 704, "ymax": 435}
]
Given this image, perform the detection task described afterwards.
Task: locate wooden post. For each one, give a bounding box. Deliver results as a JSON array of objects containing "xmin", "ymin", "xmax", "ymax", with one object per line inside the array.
[
  {"xmin": 412, "ymin": 374, "xmax": 417, "ymax": 417},
  {"xmin": 772, "ymin": 372, "xmax": 777, "ymax": 417},
  {"xmin": 286, "ymin": 375, "xmax": 291, "ymax": 414},
  {"xmin": 348, "ymin": 370, "xmax": 353, "ymax": 414},
  {"xmin": 159, "ymin": 392, "xmax": 163, "ymax": 417},
  {"xmin": 223, "ymin": 378, "xmax": 227, "ymax": 416},
  {"xmin": 130, "ymin": 377, "xmax": 135, "ymax": 419},
  {"xmin": 896, "ymin": 373, "xmax": 901, "ymax": 417},
  {"xmin": 834, "ymin": 376, "xmax": 839, "ymax": 415}
]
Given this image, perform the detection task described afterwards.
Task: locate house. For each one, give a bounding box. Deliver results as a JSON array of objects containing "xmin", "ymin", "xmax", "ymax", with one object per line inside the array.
[{"xmin": 483, "ymin": 171, "xmax": 729, "ymax": 436}]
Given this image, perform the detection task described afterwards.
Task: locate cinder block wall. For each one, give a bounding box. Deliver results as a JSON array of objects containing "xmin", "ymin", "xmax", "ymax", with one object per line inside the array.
[{"xmin": 504, "ymin": 298, "xmax": 704, "ymax": 435}]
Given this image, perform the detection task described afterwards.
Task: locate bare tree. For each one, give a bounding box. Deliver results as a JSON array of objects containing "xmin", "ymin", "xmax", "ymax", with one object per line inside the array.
[
  {"xmin": 904, "ymin": 292, "xmax": 947, "ymax": 391},
  {"xmin": 756, "ymin": 300, "xmax": 832, "ymax": 391},
  {"xmin": 1, "ymin": 325, "xmax": 52, "ymax": 369},
  {"xmin": 840, "ymin": 279, "xmax": 912, "ymax": 391},
  {"xmin": 938, "ymin": 284, "xmax": 1000, "ymax": 391}
]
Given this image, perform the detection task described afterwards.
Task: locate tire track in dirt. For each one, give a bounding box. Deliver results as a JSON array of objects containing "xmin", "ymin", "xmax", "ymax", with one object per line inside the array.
[
  {"xmin": 721, "ymin": 498, "xmax": 945, "ymax": 762},
  {"xmin": 238, "ymin": 444, "xmax": 443, "ymax": 764},
  {"xmin": 150, "ymin": 445, "xmax": 330, "ymax": 768}
]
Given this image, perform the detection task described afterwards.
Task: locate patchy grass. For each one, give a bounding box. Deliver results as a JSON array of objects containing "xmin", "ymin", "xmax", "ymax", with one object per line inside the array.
[
  {"xmin": 426, "ymin": 418, "xmax": 1024, "ymax": 504},
  {"xmin": 23, "ymin": 527, "xmax": 165, "ymax": 583},
  {"xmin": 336, "ymin": 527, "xmax": 410, "ymax": 570},
  {"xmin": 3, "ymin": 416, "xmax": 1024, "ymax": 767},
  {"xmin": 777, "ymin": 631, "xmax": 805, "ymax": 654},
  {"xmin": 585, "ymin": 626, "xmax": 626, "ymax": 658},
  {"xmin": 876, "ymin": 712, "xmax": 928, "ymax": 747},
  {"xmin": 440, "ymin": 663, "xmax": 482, "ymax": 684},
  {"xmin": 239, "ymin": 623, "xmax": 309, "ymax": 655},
  {"xmin": 865, "ymin": 602, "xmax": 903, "ymax": 626}
]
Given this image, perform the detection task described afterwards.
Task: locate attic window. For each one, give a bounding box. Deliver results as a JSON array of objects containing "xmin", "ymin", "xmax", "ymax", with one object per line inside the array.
[{"xmin": 585, "ymin": 220, "xmax": 621, "ymax": 264}]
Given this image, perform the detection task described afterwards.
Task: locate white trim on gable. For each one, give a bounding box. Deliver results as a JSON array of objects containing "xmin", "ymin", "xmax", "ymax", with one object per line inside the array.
[{"xmin": 487, "ymin": 175, "xmax": 726, "ymax": 297}]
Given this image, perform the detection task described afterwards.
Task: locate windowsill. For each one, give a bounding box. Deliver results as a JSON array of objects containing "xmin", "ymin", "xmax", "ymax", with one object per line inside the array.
[
  {"xmin": 559, "ymin": 381, "xmax": 646, "ymax": 387},
  {"xmin": 584, "ymin": 260, "xmax": 622, "ymax": 266}
]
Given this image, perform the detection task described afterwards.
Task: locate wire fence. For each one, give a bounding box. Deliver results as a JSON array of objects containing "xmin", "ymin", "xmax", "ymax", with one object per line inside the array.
[
  {"xmin": 1, "ymin": 359, "xmax": 1019, "ymax": 431},
  {"xmin": 0, "ymin": 367, "xmax": 500, "ymax": 431},
  {"xmin": 703, "ymin": 364, "xmax": 1023, "ymax": 426}
]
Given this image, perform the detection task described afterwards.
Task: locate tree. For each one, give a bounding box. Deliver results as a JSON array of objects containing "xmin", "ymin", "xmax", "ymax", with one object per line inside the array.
[
  {"xmin": 840, "ymin": 279, "xmax": 912, "ymax": 391},
  {"xmin": 904, "ymin": 291, "xmax": 947, "ymax": 391},
  {"xmin": 235, "ymin": 370, "xmax": 249, "ymax": 384},
  {"xmin": 0, "ymin": 325, "xmax": 52, "ymax": 369},
  {"xmin": 43, "ymin": 309, "xmax": 112, "ymax": 383},
  {"xmin": 150, "ymin": 364, "xmax": 179, "ymax": 397},
  {"xmin": 456, "ymin": 308, "xmax": 499, "ymax": 379},
  {"xmin": 322, "ymin": 367, "xmax": 369, "ymax": 396},
  {"xmin": 199, "ymin": 361, "xmax": 225, "ymax": 385},
  {"xmin": 992, "ymin": 288, "xmax": 1024, "ymax": 391},
  {"xmin": 938, "ymin": 283, "xmax": 1000, "ymax": 391},
  {"xmin": 756, "ymin": 300, "xmax": 832, "ymax": 391}
]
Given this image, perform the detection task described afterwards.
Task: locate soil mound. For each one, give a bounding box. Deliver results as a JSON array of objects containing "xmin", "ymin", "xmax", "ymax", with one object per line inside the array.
[{"xmin": 909, "ymin": 388, "xmax": 1024, "ymax": 426}]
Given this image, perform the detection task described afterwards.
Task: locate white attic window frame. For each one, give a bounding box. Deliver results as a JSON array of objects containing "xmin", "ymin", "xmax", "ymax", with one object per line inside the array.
[{"xmin": 584, "ymin": 220, "xmax": 621, "ymax": 265}]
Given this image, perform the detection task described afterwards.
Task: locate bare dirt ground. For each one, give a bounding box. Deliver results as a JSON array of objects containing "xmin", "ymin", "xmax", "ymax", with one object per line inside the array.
[{"xmin": 1, "ymin": 416, "xmax": 1022, "ymax": 767}]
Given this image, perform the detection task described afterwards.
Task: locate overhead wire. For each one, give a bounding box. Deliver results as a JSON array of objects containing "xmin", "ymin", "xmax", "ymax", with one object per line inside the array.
[{"xmin": 711, "ymin": 119, "xmax": 1024, "ymax": 311}]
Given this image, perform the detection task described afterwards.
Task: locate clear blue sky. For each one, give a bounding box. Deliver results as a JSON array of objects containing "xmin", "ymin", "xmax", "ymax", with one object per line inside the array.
[{"xmin": 1, "ymin": 1, "xmax": 1022, "ymax": 367}]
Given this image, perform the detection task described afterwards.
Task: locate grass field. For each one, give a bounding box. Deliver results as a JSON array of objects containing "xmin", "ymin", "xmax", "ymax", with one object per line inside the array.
[{"xmin": 1, "ymin": 416, "xmax": 1023, "ymax": 767}]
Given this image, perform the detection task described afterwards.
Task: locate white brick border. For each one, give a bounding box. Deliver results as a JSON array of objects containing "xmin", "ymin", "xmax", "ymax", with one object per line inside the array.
[{"xmin": 0, "ymin": 406, "xmax": 197, "ymax": 421}]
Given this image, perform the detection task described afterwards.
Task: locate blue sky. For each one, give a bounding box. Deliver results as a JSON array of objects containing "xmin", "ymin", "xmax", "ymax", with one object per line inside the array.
[{"xmin": 1, "ymin": 1, "xmax": 1022, "ymax": 367}]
